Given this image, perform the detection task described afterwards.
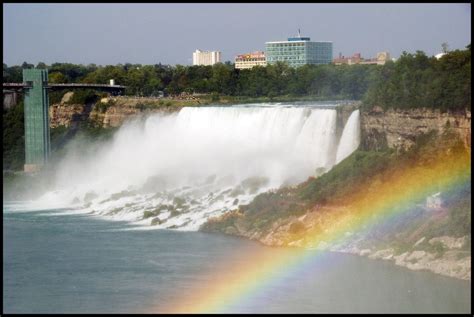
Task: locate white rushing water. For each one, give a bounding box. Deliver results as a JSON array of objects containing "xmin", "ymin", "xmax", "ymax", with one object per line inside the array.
[
  {"xmin": 31, "ymin": 105, "xmax": 360, "ymax": 230},
  {"xmin": 336, "ymin": 109, "xmax": 361, "ymax": 164}
]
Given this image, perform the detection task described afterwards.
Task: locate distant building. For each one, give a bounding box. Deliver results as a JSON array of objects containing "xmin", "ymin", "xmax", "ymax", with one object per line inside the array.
[
  {"xmin": 333, "ymin": 51, "xmax": 391, "ymax": 65},
  {"xmin": 192, "ymin": 49, "xmax": 221, "ymax": 66},
  {"xmin": 333, "ymin": 53, "xmax": 363, "ymax": 65},
  {"xmin": 235, "ymin": 51, "xmax": 267, "ymax": 69},
  {"xmin": 435, "ymin": 52, "xmax": 447, "ymax": 60},
  {"xmin": 265, "ymin": 31, "xmax": 333, "ymax": 67},
  {"xmin": 375, "ymin": 51, "xmax": 391, "ymax": 64}
]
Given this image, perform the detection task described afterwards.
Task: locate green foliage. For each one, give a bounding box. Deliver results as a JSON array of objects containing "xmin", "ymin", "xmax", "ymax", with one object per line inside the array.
[
  {"xmin": 211, "ymin": 92, "xmax": 220, "ymax": 102},
  {"xmin": 50, "ymin": 125, "xmax": 68, "ymax": 144},
  {"xmin": 3, "ymin": 63, "xmax": 23, "ymax": 82},
  {"xmin": 49, "ymin": 72, "xmax": 68, "ymax": 83},
  {"xmin": 4, "ymin": 46, "xmax": 470, "ymax": 111},
  {"xmin": 363, "ymin": 47, "xmax": 471, "ymax": 111},
  {"xmin": 299, "ymin": 150, "xmax": 394, "ymax": 204},
  {"xmin": 3, "ymin": 100, "xmax": 25, "ymax": 170},
  {"xmin": 96, "ymin": 102, "xmax": 109, "ymax": 113},
  {"xmin": 49, "ymin": 63, "xmax": 94, "ymax": 83},
  {"xmin": 447, "ymin": 197, "xmax": 471, "ymax": 237},
  {"xmin": 48, "ymin": 89, "xmax": 70, "ymax": 104},
  {"xmin": 79, "ymin": 122, "xmax": 119, "ymax": 141},
  {"xmin": 67, "ymin": 89, "xmax": 100, "ymax": 105}
]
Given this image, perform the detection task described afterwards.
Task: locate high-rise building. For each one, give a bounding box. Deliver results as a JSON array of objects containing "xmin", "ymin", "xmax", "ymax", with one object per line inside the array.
[
  {"xmin": 192, "ymin": 50, "xmax": 221, "ymax": 66},
  {"xmin": 265, "ymin": 31, "xmax": 332, "ymax": 67},
  {"xmin": 235, "ymin": 51, "xmax": 267, "ymax": 69}
]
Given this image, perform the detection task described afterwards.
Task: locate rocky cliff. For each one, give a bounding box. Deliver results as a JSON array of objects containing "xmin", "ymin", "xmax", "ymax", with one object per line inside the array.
[
  {"xmin": 361, "ymin": 107, "xmax": 471, "ymax": 151},
  {"xmin": 49, "ymin": 96, "xmax": 184, "ymax": 129}
]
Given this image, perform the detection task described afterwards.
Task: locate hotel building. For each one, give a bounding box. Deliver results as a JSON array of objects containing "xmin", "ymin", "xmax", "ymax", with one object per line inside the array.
[
  {"xmin": 192, "ymin": 50, "xmax": 221, "ymax": 66},
  {"xmin": 265, "ymin": 32, "xmax": 333, "ymax": 67},
  {"xmin": 235, "ymin": 51, "xmax": 267, "ymax": 69}
]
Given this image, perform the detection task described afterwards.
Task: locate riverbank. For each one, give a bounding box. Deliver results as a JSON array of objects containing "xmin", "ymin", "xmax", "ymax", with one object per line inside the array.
[
  {"xmin": 329, "ymin": 235, "xmax": 471, "ymax": 281},
  {"xmin": 202, "ymin": 205, "xmax": 471, "ymax": 281},
  {"xmin": 201, "ymin": 128, "xmax": 471, "ymax": 281}
]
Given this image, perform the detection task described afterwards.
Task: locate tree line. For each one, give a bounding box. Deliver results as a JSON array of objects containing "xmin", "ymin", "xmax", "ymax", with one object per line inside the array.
[{"xmin": 3, "ymin": 45, "xmax": 470, "ymax": 111}]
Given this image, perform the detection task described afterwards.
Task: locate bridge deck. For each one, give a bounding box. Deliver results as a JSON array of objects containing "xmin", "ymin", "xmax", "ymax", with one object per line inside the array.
[{"xmin": 3, "ymin": 83, "xmax": 126, "ymax": 90}]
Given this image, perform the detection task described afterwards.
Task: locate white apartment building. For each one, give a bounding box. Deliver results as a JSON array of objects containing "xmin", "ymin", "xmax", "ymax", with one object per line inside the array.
[{"xmin": 192, "ymin": 49, "xmax": 222, "ymax": 66}]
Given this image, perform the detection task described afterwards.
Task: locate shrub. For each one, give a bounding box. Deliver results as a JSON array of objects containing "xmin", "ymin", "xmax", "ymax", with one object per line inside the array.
[
  {"xmin": 289, "ymin": 221, "xmax": 305, "ymax": 234},
  {"xmin": 67, "ymin": 89, "xmax": 100, "ymax": 105}
]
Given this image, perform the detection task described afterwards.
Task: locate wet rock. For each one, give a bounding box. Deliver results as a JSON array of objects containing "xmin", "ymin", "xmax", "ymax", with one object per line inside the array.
[
  {"xmin": 151, "ymin": 217, "xmax": 163, "ymax": 226},
  {"xmin": 224, "ymin": 226, "xmax": 238, "ymax": 235},
  {"xmin": 368, "ymin": 248, "xmax": 394, "ymax": 260},
  {"xmin": 359, "ymin": 249, "xmax": 371, "ymax": 256}
]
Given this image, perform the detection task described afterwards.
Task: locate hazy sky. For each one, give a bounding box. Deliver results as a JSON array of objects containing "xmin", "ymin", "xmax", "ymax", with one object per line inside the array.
[{"xmin": 3, "ymin": 3, "xmax": 471, "ymax": 66}]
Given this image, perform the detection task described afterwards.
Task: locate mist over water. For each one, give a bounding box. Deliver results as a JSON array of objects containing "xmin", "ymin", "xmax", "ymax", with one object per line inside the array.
[{"xmin": 32, "ymin": 104, "xmax": 360, "ymax": 230}]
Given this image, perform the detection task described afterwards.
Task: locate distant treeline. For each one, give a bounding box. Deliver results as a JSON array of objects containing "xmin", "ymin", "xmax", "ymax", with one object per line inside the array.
[{"xmin": 3, "ymin": 45, "xmax": 470, "ymax": 111}]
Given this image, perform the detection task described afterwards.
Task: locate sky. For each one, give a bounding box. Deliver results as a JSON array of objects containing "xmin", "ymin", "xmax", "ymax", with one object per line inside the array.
[{"xmin": 3, "ymin": 3, "xmax": 471, "ymax": 66}]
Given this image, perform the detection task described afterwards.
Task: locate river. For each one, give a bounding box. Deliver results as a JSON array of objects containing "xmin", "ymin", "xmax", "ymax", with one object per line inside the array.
[{"xmin": 3, "ymin": 205, "xmax": 471, "ymax": 313}]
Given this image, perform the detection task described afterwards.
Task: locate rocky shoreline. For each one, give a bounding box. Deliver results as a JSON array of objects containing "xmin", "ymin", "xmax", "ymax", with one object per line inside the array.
[
  {"xmin": 213, "ymin": 228, "xmax": 471, "ymax": 281},
  {"xmin": 327, "ymin": 235, "xmax": 471, "ymax": 281},
  {"xmin": 202, "ymin": 207, "xmax": 471, "ymax": 281}
]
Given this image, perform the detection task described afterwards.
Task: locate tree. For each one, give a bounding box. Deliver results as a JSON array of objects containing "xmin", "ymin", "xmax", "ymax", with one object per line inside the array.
[
  {"xmin": 48, "ymin": 72, "xmax": 68, "ymax": 83},
  {"xmin": 36, "ymin": 62, "xmax": 48, "ymax": 69},
  {"xmin": 21, "ymin": 62, "xmax": 34, "ymax": 69},
  {"xmin": 442, "ymin": 42, "xmax": 449, "ymax": 54}
]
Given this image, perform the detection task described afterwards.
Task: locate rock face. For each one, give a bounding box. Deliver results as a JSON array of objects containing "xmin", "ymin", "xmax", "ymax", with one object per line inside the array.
[
  {"xmin": 50, "ymin": 103, "xmax": 87, "ymax": 128},
  {"xmin": 361, "ymin": 108, "xmax": 471, "ymax": 150},
  {"xmin": 49, "ymin": 96, "xmax": 183, "ymax": 129},
  {"xmin": 429, "ymin": 236, "xmax": 467, "ymax": 250},
  {"xmin": 89, "ymin": 103, "xmax": 153, "ymax": 128}
]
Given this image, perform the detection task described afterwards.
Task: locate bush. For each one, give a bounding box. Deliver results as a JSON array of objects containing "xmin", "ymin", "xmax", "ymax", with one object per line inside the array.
[
  {"xmin": 3, "ymin": 100, "xmax": 25, "ymax": 170},
  {"xmin": 289, "ymin": 221, "xmax": 305, "ymax": 234},
  {"xmin": 49, "ymin": 89, "xmax": 70, "ymax": 104},
  {"xmin": 67, "ymin": 89, "xmax": 100, "ymax": 105},
  {"xmin": 95, "ymin": 102, "xmax": 109, "ymax": 113},
  {"xmin": 211, "ymin": 92, "xmax": 220, "ymax": 102}
]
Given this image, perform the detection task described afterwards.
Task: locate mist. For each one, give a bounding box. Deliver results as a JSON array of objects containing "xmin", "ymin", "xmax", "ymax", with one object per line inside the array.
[{"xmin": 24, "ymin": 104, "xmax": 360, "ymax": 230}]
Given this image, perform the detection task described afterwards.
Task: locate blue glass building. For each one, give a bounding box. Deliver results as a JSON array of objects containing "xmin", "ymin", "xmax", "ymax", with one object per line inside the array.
[{"xmin": 265, "ymin": 35, "xmax": 333, "ymax": 67}]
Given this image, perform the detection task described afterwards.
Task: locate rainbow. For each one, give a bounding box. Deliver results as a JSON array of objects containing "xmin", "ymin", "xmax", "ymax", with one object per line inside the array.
[{"xmin": 155, "ymin": 149, "xmax": 470, "ymax": 313}]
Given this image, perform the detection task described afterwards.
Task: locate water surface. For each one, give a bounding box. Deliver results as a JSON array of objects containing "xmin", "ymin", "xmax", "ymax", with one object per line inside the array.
[{"xmin": 3, "ymin": 206, "xmax": 471, "ymax": 313}]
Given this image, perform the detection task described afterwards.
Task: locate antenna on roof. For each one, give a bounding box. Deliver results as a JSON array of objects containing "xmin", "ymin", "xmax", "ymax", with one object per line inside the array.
[{"xmin": 298, "ymin": 28, "xmax": 301, "ymax": 37}]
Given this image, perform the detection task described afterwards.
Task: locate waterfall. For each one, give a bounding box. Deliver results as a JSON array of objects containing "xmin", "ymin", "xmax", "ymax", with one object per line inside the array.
[
  {"xmin": 335, "ymin": 109, "xmax": 361, "ymax": 164},
  {"xmin": 32, "ymin": 105, "xmax": 360, "ymax": 230}
]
